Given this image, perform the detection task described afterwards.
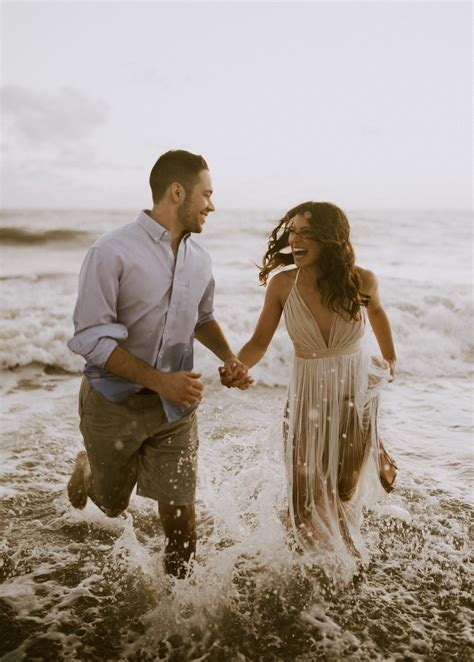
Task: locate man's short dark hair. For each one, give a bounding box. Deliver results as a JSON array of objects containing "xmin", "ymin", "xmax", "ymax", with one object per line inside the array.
[{"xmin": 149, "ymin": 150, "xmax": 208, "ymax": 203}]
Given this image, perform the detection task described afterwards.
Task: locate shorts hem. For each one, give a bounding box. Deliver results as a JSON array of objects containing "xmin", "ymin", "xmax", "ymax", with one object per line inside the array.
[{"xmin": 136, "ymin": 485, "xmax": 195, "ymax": 506}]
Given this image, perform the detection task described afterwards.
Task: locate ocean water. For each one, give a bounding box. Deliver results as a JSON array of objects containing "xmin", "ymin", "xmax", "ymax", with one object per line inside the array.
[{"xmin": 0, "ymin": 208, "xmax": 472, "ymax": 660}]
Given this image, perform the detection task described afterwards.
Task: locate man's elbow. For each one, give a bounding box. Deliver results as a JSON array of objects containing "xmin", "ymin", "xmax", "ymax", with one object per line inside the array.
[
  {"xmin": 68, "ymin": 336, "xmax": 119, "ymax": 369},
  {"xmin": 67, "ymin": 323, "xmax": 128, "ymax": 365},
  {"xmin": 195, "ymin": 319, "xmax": 214, "ymax": 331}
]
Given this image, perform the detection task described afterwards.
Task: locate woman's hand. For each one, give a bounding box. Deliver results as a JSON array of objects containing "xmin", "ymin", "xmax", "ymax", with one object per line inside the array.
[{"xmin": 387, "ymin": 358, "xmax": 396, "ymax": 382}]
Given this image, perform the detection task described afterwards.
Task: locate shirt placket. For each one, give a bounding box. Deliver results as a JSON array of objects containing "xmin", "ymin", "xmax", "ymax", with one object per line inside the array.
[{"xmin": 158, "ymin": 238, "xmax": 187, "ymax": 369}]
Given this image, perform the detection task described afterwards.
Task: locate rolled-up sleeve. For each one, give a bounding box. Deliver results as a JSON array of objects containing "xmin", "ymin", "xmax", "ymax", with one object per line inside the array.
[
  {"xmin": 195, "ymin": 275, "xmax": 215, "ymax": 328},
  {"xmin": 67, "ymin": 246, "xmax": 128, "ymax": 367}
]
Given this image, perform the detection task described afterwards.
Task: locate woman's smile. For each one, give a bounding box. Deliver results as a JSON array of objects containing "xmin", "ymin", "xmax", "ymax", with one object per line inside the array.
[{"xmin": 292, "ymin": 247, "xmax": 309, "ymax": 260}]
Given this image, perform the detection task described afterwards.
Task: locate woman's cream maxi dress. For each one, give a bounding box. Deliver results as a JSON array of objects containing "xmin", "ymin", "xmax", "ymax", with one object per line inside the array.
[{"xmin": 283, "ymin": 270, "xmax": 391, "ymax": 557}]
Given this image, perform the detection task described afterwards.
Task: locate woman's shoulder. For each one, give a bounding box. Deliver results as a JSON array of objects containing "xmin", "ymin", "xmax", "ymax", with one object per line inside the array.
[
  {"xmin": 267, "ymin": 268, "xmax": 298, "ymax": 303},
  {"xmin": 356, "ymin": 266, "xmax": 378, "ymax": 294},
  {"xmin": 268, "ymin": 268, "xmax": 298, "ymax": 288}
]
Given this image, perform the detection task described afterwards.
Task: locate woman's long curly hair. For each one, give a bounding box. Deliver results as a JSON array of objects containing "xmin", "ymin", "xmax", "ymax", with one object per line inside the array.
[{"xmin": 259, "ymin": 201, "xmax": 369, "ymax": 320}]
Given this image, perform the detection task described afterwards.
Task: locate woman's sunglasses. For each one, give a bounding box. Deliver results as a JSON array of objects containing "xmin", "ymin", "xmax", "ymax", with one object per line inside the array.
[{"xmin": 288, "ymin": 227, "xmax": 319, "ymax": 241}]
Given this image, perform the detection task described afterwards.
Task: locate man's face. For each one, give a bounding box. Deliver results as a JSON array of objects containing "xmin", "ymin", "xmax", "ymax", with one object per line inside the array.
[{"xmin": 177, "ymin": 170, "xmax": 215, "ymax": 234}]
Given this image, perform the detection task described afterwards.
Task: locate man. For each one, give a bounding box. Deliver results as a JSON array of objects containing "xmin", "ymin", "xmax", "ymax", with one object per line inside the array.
[{"xmin": 67, "ymin": 150, "xmax": 250, "ymax": 578}]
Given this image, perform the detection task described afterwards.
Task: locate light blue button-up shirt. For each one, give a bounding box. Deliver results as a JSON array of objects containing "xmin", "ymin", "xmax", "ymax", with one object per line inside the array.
[{"xmin": 68, "ymin": 210, "xmax": 215, "ymax": 422}]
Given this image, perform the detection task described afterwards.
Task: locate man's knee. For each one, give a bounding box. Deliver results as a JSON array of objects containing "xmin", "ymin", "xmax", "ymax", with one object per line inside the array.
[{"xmin": 102, "ymin": 500, "xmax": 129, "ymax": 518}]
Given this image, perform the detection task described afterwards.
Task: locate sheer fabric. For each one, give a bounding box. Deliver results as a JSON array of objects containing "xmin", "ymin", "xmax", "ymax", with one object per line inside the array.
[{"xmin": 283, "ymin": 270, "xmax": 390, "ymax": 558}]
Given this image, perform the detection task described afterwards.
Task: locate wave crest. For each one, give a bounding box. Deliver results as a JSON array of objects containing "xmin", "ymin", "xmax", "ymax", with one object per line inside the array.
[{"xmin": 0, "ymin": 227, "xmax": 92, "ymax": 245}]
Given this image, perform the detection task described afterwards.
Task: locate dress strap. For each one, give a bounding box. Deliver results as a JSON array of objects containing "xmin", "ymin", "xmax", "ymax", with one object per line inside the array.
[{"xmin": 294, "ymin": 268, "xmax": 301, "ymax": 285}]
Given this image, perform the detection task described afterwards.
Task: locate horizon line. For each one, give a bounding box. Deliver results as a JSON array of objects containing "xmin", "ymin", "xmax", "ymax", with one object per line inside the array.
[{"xmin": 1, "ymin": 206, "xmax": 473, "ymax": 214}]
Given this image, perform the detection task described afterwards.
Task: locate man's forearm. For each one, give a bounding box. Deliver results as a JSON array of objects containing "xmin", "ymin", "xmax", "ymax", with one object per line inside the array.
[
  {"xmin": 194, "ymin": 321, "xmax": 235, "ymax": 362},
  {"xmin": 105, "ymin": 346, "xmax": 204, "ymax": 406},
  {"xmin": 105, "ymin": 346, "xmax": 164, "ymax": 391}
]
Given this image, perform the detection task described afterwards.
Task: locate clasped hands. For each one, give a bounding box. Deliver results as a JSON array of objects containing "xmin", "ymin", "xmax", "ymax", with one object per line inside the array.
[{"xmin": 218, "ymin": 357, "xmax": 253, "ymax": 390}]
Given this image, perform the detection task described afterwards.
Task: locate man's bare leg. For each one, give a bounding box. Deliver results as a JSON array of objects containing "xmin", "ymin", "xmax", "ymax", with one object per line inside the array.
[
  {"xmin": 67, "ymin": 450, "xmax": 127, "ymax": 517},
  {"xmin": 158, "ymin": 503, "xmax": 196, "ymax": 579},
  {"xmin": 67, "ymin": 450, "xmax": 92, "ymax": 509}
]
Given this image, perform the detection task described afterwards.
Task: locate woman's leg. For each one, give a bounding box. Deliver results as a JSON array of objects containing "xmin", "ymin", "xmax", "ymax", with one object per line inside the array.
[{"xmin": 337, "ymin": 399, "xmax": 368, "ymax": 502}]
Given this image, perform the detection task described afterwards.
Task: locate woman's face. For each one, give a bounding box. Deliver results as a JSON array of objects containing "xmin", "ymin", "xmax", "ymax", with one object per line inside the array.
[{"xmin": 288, "ymin": 214, "xmax": 321, "ymax": 268}]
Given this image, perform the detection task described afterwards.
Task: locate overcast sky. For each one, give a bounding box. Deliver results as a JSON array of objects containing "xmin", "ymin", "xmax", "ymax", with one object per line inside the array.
[{"xmin": 1, "ymin": 1, "xmax": 472, "ymax": 210}]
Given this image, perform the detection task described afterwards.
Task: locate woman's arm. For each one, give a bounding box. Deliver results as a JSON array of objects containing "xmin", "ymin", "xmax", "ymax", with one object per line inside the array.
[
  {"xmin": 360, "ymin": 268, "xmax": 397, "ymax": 380},
  {"xmin": 237, "ymin": 273, "xmax": 285, "ymax": 368}
]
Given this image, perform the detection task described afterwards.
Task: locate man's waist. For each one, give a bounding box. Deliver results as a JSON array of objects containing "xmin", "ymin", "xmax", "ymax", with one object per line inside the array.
[{"xmin": 83, "ymin": 372, "xmax": 190, "ymax": 421}]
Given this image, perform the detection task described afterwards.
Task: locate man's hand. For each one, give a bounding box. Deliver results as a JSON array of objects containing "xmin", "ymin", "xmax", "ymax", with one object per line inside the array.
[
  {"xmin": 218, "ymin": 358, "xmax": 254, "ymax": 390},
  {"xmin": 156, "ymin": 371, "xmax": 204, "ymax": 407}
]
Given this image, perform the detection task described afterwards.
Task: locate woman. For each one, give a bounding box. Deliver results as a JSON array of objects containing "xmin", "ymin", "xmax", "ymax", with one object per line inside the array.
[{"xmin": 233, "ymin": 201, "xmax": 397, "ymax": 557}]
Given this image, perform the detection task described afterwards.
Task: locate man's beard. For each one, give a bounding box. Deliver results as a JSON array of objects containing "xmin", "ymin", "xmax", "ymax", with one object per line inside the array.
[{"xmin": 177, "ymin": 198, "xmax": 201, "ymax": 234}]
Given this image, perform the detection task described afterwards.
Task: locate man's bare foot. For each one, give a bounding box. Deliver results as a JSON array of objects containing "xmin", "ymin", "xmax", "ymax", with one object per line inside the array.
[{"xmin": 67, "ymin": 450, "xmax": 90, "ymax": 509}]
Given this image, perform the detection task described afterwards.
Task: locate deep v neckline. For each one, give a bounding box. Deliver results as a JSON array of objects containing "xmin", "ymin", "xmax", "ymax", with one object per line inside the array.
[{"xmin": 288, "ymin": 271, "xmax": 337, "ymax": 349}]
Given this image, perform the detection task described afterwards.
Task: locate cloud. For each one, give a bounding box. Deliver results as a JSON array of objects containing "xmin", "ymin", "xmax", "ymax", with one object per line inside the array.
[
  {"xmin": 2, "ymin": 85, "xmax": 108, "ymax": 145},
  {"xmin": 0, "ymin": 85, "xmax": 142, "ymax": 206}
]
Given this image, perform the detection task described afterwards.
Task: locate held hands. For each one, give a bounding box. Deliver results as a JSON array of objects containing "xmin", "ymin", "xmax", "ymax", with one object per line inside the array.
[
  {"xmin": 218, "ymin": 357, "xmax": 254, "ymax": 390},
  {"xmin": 155, "ymin": 358, "xmax": 253, "ymax": 407}
]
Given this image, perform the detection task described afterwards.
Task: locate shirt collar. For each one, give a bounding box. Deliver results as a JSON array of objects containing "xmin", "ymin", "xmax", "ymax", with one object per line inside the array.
[
  {"xmin": 136, "ymin": 210, "xmax": 191, "ymax": 245},
  {"xmin": 136, "ymin": 210, "xmax": 168, "ymax": 244}
]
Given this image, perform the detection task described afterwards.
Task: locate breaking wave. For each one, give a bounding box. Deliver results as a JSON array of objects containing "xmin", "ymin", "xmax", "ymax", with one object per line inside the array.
[{"xmin": 0, "ymin": 227, "xmax": 93, "ymax": 246}]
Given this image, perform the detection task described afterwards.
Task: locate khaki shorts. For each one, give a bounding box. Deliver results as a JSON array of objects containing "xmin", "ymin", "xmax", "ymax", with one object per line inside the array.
[{"xmin": 78, "ymin": 378, "xmax": 198, "ymax": 510}]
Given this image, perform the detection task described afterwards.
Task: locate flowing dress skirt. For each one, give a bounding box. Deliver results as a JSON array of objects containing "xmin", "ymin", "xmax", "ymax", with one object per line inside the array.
[{"xmin": 284, "ymin": 348, "xmax": 391, "ymax": 558}]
